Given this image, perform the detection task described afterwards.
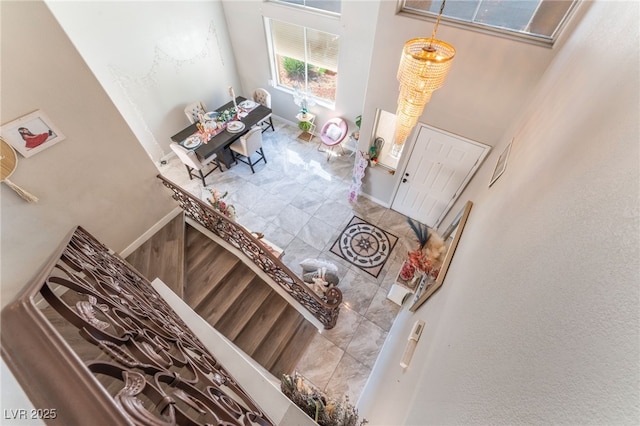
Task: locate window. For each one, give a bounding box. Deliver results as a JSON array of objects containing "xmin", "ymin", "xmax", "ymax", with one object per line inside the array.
[
  {"xmin": 269, "ymin": 0, "xmax": 341, "ymax": 15},
  {"xmin": 401, "ymin": 0, "xmax": 578, "ymax": 45},
  {"xmin": 266, "ymin": 19, "xmax": 340, "ymax": 105}
]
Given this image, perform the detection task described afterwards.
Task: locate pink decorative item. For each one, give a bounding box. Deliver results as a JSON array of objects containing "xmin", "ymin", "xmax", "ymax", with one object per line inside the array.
[
  {"xmin": 207, "ymin": 188, "xmax": 236, "ymax": 221},
  {"xmin": 399, "ymin": 261, "xmax": 416, "ymax": 281}
]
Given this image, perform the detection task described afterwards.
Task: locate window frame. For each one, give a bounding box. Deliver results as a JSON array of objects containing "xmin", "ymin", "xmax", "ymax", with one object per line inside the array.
[
  {"xmin": 264, "ymin": 18, "xmax": 339, "ymax": 109},
  {"xmin": 398, "ymin": 0, "xmax": 580, "ymax": 47},
  {"xmin": 266, "ymin": 0, "xmax": 341, "ymax": 17}
]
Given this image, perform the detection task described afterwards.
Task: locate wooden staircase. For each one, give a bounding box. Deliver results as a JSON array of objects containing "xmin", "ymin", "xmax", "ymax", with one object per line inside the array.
[{"xmin": 126, "ymin": 213, "xmax": 317, "ymax": 378}]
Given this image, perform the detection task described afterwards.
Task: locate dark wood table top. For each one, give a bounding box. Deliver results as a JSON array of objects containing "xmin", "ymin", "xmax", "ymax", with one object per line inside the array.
[{"xmin": 170, "ymin": 96, "xmax": 271, "ymax": 160}]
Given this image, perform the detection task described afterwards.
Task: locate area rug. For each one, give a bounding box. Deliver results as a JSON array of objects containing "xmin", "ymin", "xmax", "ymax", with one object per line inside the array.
[{"xmin": 330, "ymin": 216, "xmax": 398, "ymax": 278}]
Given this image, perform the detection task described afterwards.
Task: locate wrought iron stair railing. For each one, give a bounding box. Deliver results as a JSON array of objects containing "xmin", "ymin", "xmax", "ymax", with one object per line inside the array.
[
  {"xmin": 1, "ymin": 226, "xmax": 275, "ymax": 425},
  {"xmin": 157, "ymin": 174, "xmax": 341, "ymax": 329}
]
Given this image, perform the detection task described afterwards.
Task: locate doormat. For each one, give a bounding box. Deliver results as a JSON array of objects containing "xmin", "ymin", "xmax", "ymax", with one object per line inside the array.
[{"xmin": 330, "ymin": 216, "xmax": 398, "ymax": 278}]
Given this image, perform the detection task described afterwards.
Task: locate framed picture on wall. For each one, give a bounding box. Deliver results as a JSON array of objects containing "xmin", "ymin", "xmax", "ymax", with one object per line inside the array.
[
  {"xmin": 489, "ymin": 139, "xmax": 512, "ymax": 187},
  {"xmin": 0, "ymin": 110, "xmax": 65, "ymax": 158}
]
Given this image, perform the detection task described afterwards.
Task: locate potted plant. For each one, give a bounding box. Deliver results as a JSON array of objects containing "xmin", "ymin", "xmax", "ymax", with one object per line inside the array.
[
  {"xmin": 354, "ymin": 114, "xmax": 362, "ymax": 140},
  {"xmin": 298, "ymin": 120, "xmax": 312, "ymax": 132}
]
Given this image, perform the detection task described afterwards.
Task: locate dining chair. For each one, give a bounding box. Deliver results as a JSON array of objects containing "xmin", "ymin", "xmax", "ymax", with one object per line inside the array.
[
  {"xmin": 184, "ymin": 101, "xmax": 207, "ymax": 124},
  {"xmin": 229, "ymin": 127, "xmax": 267, "ymax": 174},
  {"xmin": 318, "ymin": 117, "xmax": 348, "ymax": 161},
  {"xmin": 169, "ymin": 142, "xmax": 222, "ymax": 185},
  {"xmin": 253, "ymin": 88, "xmax": 275, "ymax": 133}
]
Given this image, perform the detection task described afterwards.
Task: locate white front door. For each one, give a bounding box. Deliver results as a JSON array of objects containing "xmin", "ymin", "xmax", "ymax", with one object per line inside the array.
[{"xmin": 392, "ymin": 125, "xmax": 490, "ymax": 227}]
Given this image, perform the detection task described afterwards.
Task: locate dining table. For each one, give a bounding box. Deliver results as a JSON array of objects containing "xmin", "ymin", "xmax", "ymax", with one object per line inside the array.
[{"xmin": 170, "ymin": 96, "xmax": 272, "ymax": 169}]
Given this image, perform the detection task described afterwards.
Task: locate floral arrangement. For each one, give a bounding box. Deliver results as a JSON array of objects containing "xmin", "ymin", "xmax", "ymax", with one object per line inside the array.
[
  {"xmin": 281, "ymin": 372, "xmax": 367, "ymax": 426},
  {"xmin": 399, "ymin": 261, "xmax": 416, "ymax": 281},
  {"xmin": 206, "ymin": 188, "xmax": 236, "ymax": 221},
  {"xmin": 407, "ymin": 248, "xmax": 439, "ymax": 279},
  {"xmin": 217, "ymin": 107, "xmax": 238, "ymax": 123},
  {"xmin": 406, "ymin": 218, "xmax": 446, "ymax": 280}
]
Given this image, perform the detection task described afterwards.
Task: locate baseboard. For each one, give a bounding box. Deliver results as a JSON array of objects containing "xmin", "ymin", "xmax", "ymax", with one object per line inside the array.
[
  {"xmin": 359, "ymin": 191, "xmax": 391, "ymax": 208},
  {"xmin": 272, "ymin": 114, "xmax": 296, "ymax": 128},
  {"xmin": 119, "ymin": 207, "xmax": 183, "ymax": 258},
  {"xmin": 158, "ymin": 151, "xmax": 176, "ymax": 166}
]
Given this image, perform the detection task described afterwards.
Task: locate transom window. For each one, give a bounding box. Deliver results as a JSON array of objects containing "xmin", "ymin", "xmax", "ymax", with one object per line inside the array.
[
  {"xmin": 266, "ymin": 19, "xmax": 340, "ymax": 106},
  {"xmin": 401, "ymin": 0, "xmax": 578, "ymax": 45},
  {"xmin": 268, "ymin": 0, "xmax": 341, "ymax": 15}
]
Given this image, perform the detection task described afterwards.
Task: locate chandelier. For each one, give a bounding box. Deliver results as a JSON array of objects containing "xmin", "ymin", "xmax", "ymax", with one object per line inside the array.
[{"xmin": 395, "ymin": 0, "xmax": 455, "ymax": 149}]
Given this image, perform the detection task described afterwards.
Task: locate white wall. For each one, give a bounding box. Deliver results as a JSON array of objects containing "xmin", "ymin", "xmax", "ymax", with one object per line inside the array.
[
  {"xmin": 47, "ymin": 1, "xmax": 379, "ymax": 162},
  {"xmin": 360, "ymin": 0, "xmax": 576, "ymax": 205},
  {"xmin": 45, "ymin": 0, "xmax": 242, "ymax": 164},
  {"xmin": 358, "ymin": 1, "xmax": 640, "ymax": 424},
  {"xmin": 0, "ymin": 1, "xmax": 175, "ymax": 307}
]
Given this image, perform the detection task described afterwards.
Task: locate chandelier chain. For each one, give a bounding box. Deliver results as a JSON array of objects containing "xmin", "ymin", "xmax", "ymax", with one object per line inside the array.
[{"xmin": 429, "ymin": 0, "xmax": 447, "ymax": 45}]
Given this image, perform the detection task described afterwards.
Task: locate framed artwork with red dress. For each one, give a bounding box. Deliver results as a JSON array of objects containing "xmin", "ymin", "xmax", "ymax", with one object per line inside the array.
[{"xmin": 1, "ymin": 110, "xmax": 65, "ymax": 158}]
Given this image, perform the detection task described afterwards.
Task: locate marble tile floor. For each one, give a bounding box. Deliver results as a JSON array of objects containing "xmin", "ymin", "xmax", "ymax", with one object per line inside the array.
[{"xmin": 158, "ymin": 116, "xmax": 418, "ymax": 404}]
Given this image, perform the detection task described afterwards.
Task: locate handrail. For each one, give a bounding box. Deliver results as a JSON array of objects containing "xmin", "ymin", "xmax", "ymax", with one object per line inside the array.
[
  {"xmin": 1, "ymin": 226, "xmax": 275, "ymax": 425},
  {"xmin": 157, "ymin": 174, "xmax": 341, "ymax": 329}
]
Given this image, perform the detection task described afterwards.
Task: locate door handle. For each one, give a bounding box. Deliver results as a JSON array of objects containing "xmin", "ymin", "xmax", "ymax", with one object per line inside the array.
[{"xmin": 402, "ymin": 178, "xmax": 407, "ymax": 183}]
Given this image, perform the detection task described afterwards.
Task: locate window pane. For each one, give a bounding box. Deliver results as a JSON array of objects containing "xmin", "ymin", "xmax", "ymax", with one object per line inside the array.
[
  {"xmin": 274, "ymin": 0, "xmax": 341, "ymax": 14},
  {"xmin": 440, "ymin": 1, "xmax": 479, "ymax": 21},
  {"xmin": 306, "ymin": 28, "xmax": 340, "ymax": 71},
  {"xmin": 305, "ymin": 0, "xmax": 341, "ymax": 14},
  {"xmin": 402, "ymin": 0, "xmax": 577, "ymax": 44},
  {"xmin": 474, "ymin": 0, "xmax": 539, "ymax": 32},
  {"xmin": 405, "ymin": 1, "xmax": 479, "ymax": 21},
  {"xmin": 268, "ymin": 19, "xmax": 339, "ymax": 104},
  {"xmin": 279, "ymin": 0, "xmax": 304, "ymax": 5},
  {"xmin": 306, "ymin": 27, "xmax": 339, "ymax": 102},
  {"xmin": 528, "ymin": 0, "xmax": 574, "ymax": 37},
  {"xmin": 271, "ymin": 21, "xmax": 305, "ymax": 62},
  {"xmin": 276, "ymin": 55, "xmax": 307, "ymax": 91},
  {"xmin": 306, "ymin": 64, "xmax": 337, "ymax": 102}
]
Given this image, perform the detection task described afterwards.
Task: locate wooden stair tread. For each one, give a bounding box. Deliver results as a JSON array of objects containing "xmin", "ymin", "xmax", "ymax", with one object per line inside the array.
[
  {"xmin": 185, "ymin": 243, "xmax": 229, "ymax": 277},
  {"xmin": 184, "ymin": 224, "xmax": 242, "ymax": 304},
  {"xmin": 268, "ymin": 319, "xmax": 318, "ymax": 378},
  {"xmin": 193, "ymin": 266, "xmax": 256, "ymax": 325},
  {"xmin": 213, "ymin": 279, "xmax": 274, "ymax": 340},
  {"xmin": 184, "ymin": 251, "xmax": 241, "ymax": 308},
  {"xmin": 252, "ymin": 306, "xmax": 310, "ymax": 370},
  {"xmin": 127, "ymin": 216, "xmax": 320, "ymax": 379},
  {"xmin": 233, "ymin": 292, "xmax": 290, "ymax": 356},
  {"xmin": 125, "ymin": 213, "xmax": 185, "ymax": 297},
  {"xmin": 185, "ymin": 227, "xmax": 238, "ymax": 286}
]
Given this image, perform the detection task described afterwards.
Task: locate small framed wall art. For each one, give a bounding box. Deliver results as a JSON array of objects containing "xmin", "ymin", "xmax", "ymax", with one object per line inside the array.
[
  {"xmin": 0, "ymin": 110, "xmax": 65, "ymax": 158},
  {"xmin": 489, "ymin": 139, "xmax": 512, "ymax": 187}
]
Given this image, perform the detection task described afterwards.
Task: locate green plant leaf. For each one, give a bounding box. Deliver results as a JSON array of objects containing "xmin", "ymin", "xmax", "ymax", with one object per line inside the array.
[{"xmin": 299, "ymin": 121, "xmax": 312, "ymax": 131}]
